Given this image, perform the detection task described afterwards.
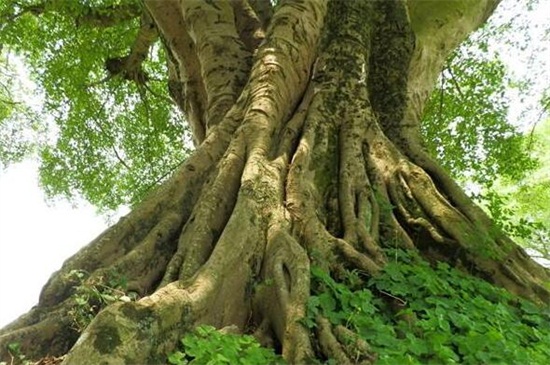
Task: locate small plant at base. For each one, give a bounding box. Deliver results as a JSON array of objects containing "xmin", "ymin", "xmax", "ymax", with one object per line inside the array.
[
  {"xmin": 167, "ymin": 325, "xmax": 285, "ymax": 365},
  {"xmin": 66, "ymin": 269, "xmax": 138, "ymax": 332},
  {"xmin": 0, "ymin": 343, "xmax": 31, "ymax": 365}
]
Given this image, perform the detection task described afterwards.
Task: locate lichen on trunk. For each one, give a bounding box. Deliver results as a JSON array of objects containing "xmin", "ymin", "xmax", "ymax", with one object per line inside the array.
[{"xmin": 1, "ymin": 0, "xmax": 549, "ymax": 364}]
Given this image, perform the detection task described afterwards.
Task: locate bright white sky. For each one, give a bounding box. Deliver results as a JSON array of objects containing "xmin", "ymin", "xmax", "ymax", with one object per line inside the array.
[
  {"xmin": 0, "ymin": 0, "xmax": 548, "ymax": 329},
  {"xmin": 0, "ymin": 161, "xmax": 109, "ymax": 327}
]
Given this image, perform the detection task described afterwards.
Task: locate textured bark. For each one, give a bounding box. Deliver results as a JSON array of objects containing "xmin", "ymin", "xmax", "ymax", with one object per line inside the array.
[{"xmin": 1, "ymin": 0, "xmax": 549, "ymax": 364}]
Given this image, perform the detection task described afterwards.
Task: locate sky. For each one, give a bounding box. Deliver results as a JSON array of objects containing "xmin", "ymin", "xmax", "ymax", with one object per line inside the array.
[
  {"xmin": 0, "ymin": 0, "xmax": 549, "ymax": 330},
  {"xmin": 0, "ymin": 161, "xmax": 109, "ymax": 327}
]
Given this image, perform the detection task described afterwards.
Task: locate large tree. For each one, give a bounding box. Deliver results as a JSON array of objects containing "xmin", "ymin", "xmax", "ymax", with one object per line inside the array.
[{"xmin": 1, "ymin": 0, "xmax": 549, "ymax": 363}]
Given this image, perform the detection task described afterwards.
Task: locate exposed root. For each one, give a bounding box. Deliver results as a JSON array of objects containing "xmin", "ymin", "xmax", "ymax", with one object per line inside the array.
[
  {"xmin": 60, "ymin": 281, "xmax": 208, "ymax": 364},
  {"xmin": 160, "ymin": 136, "xmax": 246, "ymax": 286},
  {"xmin": 333, "ymin": 325, "xmax": 377, "ymax": 364},
  {"xmin": 317, "ymin": 316, "xmax": 375, "ymax": 364},
  {"xmin": 333, "ymin": 236, "xmax": 382, "ymax": 275},
  {"xmin": 388, "ymin": 170, "xmax": 449, "ymax": 245},
  {"xmin": 384, "ymin": 157, "xmax": 550, "ymax": 303},
  {"xmin": 59, "ymin": 215, "xmax": 270, "ymax": 365},
  {"xmin": 36, "ymin": 121, "xmax": 239, "ymax": 308},
  {"xmin": 406, "ymin": 147, "xmax": 492, "ymax": 227},
  {"xmin": 0, "ymin": 309, "xmax": 76, "ymax": 360},
  {"xmin": 1, "ymin": 104, "xmax": 248, "ymax": 356},
  {"xmin": 35, "ymin": 355, "xmax": 66, "ymax": 365},
  {"xmin": 285, "ymin": 77, "xmax": 385, "ymax": 276},
  {"xmin": 274, "ymin": 81, "xmax": 316, "ymax": 161},
  {"xmin": 496, "ymin": 243, "xmax": 550, "ymax": 304},
  {"xmin": 363, "ymin": 143, "xmax": 416, "ymax": 250},
  {"xmin": 256, "ymin": 227, "xmax": 314, "ymax": 363},
  {"xmin": 110, "ymin": 212, "xmax": 183, "ymax": 295},
  {"xmin": 317, "ymin": 316, "xmax": 350, "ymax": 364},
  {"xmin": 356, "ymin": 190, "xmax": 381, "ymax": 256},
  {"xmin": 338, "ymin": 103, "xmax": 374, "ymax": 251},
  {"xmin": 2, "ymin": 211, "xmax": 185, "ymax": 358}
]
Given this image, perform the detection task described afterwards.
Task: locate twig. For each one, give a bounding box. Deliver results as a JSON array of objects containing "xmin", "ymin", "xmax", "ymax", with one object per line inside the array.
[{"xmin": 446, "ymin": 66, "xmax": 466, "ymax": 100}]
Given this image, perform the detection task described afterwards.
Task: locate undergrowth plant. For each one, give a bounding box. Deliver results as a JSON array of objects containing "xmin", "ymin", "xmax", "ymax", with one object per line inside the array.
[
  {"xmin": 167, "ymin": 325, "xmax": 285, "ymax": 365},
  {"xmin": 165, "ymin": 249, "xmax": 550, "ymax": 364},
  {"xmin": 0, "ymin": 343, "xmax": 31, "ymax": 365},
  {"xmin": 306, "ymin": 249, "xmax": 550, "ymax": 364},
  {"xmin": 66, "ymin": 269, "xmax": 138, "ymax": 332},
  {"xmin": 1, "ymin": 271, "xmax": 137, "ymax": 364}
]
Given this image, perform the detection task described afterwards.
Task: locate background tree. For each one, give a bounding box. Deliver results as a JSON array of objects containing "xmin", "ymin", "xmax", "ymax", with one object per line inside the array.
[
  {"xmin": 0, "ymin": 0, "xmax": 549, "ymax": 364},
  {"xmin": 419, "ymin": 0, "xmax": 550, "ymax": 263},
  {"xmin": 491, "ymin": 115, "xmax": 550, "ymax": 262}
]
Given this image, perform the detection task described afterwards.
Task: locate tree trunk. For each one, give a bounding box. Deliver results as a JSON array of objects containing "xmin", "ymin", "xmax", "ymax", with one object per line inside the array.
[{"xmin": 1, "ymin": 0, "xmax": 549, "ymax": 363}]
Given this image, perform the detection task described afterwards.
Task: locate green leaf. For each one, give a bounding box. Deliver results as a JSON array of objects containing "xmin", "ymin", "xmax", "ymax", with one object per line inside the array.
[
  {"xmin": 7, "ymin": 342, "xmax": 21, "ymax": 354},
  {"xmin": 167, "ymin": 351, "xmax": 186, "ymax": 365},
  {"xmin": 214, "ymin": 353, "xmax": 231, "ymax": 363}
]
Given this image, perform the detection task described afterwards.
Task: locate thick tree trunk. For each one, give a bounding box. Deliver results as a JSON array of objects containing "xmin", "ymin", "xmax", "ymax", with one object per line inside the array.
[{"xmin": 1, "ymin": 0, "xmax": 549, "ymax": 364}]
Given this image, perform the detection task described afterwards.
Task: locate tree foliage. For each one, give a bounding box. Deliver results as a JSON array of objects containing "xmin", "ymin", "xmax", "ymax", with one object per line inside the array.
[
  {"xmin": 1, "ymin": 0, "xmax": 548, "ymax": 217},
  {"xmin": 422, "ymin": 43, "xmax": 536, "ymax": 186},
  {"xmin": 0, "ymin": 0, "xmax": 548, "ymax": 216},
  {"xmin": 1, "ymin": 0, "xmax": 190, "ymax": 210},
  {"xmin": 491, "ymin": 116, "xmax": 550, "ymax": 261},
  {"xmin": 0, "ymin": 50, "xmax": 44, "ymax": 167}
]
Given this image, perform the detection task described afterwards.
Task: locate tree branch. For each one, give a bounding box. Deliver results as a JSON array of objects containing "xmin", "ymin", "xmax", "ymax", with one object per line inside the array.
[
  {"xmin": 446, "ymin": 66, "xmax": 466, "ymax": 100},
  {"xmin": 144, "ymin": 0, "xmax": 207, "ymax": 145},
  {"xmin": 231, "ymin": 0, "xmax": 265, "ymax": 52},
  {"xmin": 104, "ymin": 11, "xmax": 157, "ymax": 84},
  {"xmin": 124, "ymin": 11, "xmax": 158, "ymax": 78},
  {"xmin": 180, "ymin": 0, "xmax": 252, "ymax": 130}
]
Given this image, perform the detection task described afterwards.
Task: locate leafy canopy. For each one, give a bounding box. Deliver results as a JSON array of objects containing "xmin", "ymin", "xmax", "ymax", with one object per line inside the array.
[
  {"xmin": 0, "ymin": 0, "xmax": 548, "ymax": 222},
  {"xmin": 1, "ymin": 0, "xmax": 190, "ymax": 211}
]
